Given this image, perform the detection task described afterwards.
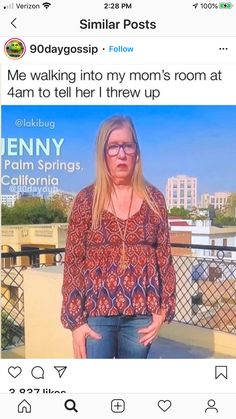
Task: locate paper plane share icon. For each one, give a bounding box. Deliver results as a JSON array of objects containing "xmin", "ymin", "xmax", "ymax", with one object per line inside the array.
[{"xmin": 54, "ymin": 366, "xmax": 67, "ymax": 378}]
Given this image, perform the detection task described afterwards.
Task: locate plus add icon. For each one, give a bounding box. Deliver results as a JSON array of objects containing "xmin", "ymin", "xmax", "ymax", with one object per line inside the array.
[{"xmin": 111, "ymin": 399, "xmax": 125, "ymax": 413}]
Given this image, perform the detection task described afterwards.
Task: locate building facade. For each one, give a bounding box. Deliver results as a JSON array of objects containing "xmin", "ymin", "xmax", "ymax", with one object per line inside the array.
[
  {"xmin": 200, "ymin": 192, "xmax": 231, "ymax": 210},
  {"xmin": 166, "ymin": 175, "xmax": 197, "ymax": 210},
  {"xmin": 169, "ymin": 219, "xmax": 236, "ymax": 260},
  {"xmin": 1, "ymin": 194, "xmax": 18, "ymax": 207}
]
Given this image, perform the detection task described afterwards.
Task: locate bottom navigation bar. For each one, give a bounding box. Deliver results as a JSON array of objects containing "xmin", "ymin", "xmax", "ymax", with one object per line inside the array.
[{"xmin": 0, "ymin": 393, "xmax": 235, "ymax": 419}]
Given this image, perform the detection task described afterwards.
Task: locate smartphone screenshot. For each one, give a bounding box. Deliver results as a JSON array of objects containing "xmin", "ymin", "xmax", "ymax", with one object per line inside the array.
[{"xmin": 0, "ymin": 0, "xmax": 236, "ymax": 417}]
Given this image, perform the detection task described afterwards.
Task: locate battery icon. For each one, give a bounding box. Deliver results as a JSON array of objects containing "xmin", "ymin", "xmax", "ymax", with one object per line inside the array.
[{"xmin": 219, "ymin": 2, "xmax": 233, "ymax": 8}]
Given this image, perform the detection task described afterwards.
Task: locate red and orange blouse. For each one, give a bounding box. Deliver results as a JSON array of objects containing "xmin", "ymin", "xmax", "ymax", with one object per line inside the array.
[{"xmin": 61, "ymin": 184, "xmax": 176, "ymax": 330}]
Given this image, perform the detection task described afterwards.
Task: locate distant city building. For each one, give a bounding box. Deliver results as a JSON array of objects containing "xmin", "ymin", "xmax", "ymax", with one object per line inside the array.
[
  {"xmin": 166, "ymin": 175, "xmax": 197, "ymax": 210},
  {"xmin": 19, "ymin": 192, "xmax": 39, "ymax": 198},
  {"xmin": 48, "ymin": 190, "xmax": 76, "ymax": 203},
  {"xmin": 169, "ymin": 218, "xmax": 236, "ymax": 261},
  {"xmin": 1, "ymin": 194, "xmax": 18, "ymax": 207},
  {"xmin": 200, "ymin": 192, "xmax": 231, "ymax": 210}
]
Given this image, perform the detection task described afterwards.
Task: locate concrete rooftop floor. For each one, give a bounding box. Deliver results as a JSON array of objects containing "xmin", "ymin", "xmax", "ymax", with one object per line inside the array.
[
  {"xmin": 2, "ymin": 338, "xmax": 234, "ymax": 359},
  {"xmin": 148, "ymin": 337, "xmax": 233, "ymax": 359}
]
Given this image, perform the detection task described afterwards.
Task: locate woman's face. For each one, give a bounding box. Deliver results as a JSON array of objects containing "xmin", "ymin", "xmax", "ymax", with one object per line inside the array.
[{"xmin": 105, "ymin": 124, "xmax": 138, "ymax": 184}]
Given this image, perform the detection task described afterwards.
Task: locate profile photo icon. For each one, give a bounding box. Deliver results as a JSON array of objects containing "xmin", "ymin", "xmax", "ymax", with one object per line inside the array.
[{"xmin": 4, "ymin": 38, "xmax": 26, "ymax": 59}]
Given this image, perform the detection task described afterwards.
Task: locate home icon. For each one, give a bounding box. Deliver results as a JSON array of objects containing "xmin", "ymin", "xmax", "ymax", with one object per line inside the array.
[{"xmin": 18, "ymin": 399, "xmax": 31, "ymax": 413}]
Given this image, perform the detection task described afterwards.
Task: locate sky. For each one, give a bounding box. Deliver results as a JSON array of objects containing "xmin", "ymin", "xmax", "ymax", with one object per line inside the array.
[{"xmin": 2, "ymin": 105, "xmax": 236, "ymax": 196}]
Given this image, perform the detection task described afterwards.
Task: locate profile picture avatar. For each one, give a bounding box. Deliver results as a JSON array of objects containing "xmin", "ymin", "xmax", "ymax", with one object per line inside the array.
[{"xmin": 4, "ymin": 38, "xmax": 26, "ymax": 59}]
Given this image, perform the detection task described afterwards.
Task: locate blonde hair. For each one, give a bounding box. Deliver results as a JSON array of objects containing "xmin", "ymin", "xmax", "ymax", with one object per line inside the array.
[{"xmin": 92, "ymin": 115, "xmax": 160, "ymax": 229}]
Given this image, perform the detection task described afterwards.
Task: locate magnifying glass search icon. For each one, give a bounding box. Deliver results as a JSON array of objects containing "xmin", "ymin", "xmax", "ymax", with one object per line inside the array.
[{"xmin": 64, "ymin": 399, "xmax": 78, "ymax": 413}]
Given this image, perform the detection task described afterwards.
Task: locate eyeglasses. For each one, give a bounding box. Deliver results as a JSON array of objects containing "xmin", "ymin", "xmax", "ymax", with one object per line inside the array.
[{"xmin": 106, "ymin": 143, "xmax": 137, "ymax": 157}]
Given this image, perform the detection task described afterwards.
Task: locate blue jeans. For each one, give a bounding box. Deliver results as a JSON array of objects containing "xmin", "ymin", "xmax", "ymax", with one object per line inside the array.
[{"xmin": 86, "ymin": 315, "xmax": 153, "ymax": 359}]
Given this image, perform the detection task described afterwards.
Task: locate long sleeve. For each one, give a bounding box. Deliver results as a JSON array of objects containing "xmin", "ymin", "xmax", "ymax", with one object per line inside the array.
[
  {"xmin": 61, "ymin": 188, "xmax": 91, "ymax": 330},
  {"xmin": 155, "ymin": 193, "xmax": 176, "ymax": 323}
]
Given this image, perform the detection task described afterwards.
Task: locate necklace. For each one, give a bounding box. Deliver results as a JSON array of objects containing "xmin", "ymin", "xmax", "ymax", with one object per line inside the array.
[{"xmin": 110, "ymin": 188, "xmax": 134, "ymax": 272}]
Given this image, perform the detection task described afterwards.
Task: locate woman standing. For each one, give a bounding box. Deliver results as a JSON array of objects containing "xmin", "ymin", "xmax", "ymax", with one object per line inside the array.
[{"xmin": 61, "ymin": 115, "xmax": 176, "ymax": 358}]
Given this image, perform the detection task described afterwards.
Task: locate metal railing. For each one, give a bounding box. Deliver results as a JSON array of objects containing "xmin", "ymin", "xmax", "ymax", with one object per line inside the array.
[
  {"xmin": 1, "ymin": 244, "xmax": 236, "ymax": 350},
  {"xmin": 171, "ymin": 243, "xmax": 236, "ymax": 334},
  {"xmin": 1, "ymin": 248, "xmax": 64, "ymax": 351}
]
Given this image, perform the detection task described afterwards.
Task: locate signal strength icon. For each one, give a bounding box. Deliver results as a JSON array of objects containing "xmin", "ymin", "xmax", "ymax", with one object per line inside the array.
[
  {"xmin": 4, "ymin": 2, "xmax": 14, "ymax": 9},
  {"xmin": 42, "ymin": 2, "xmax": 51, "ymax": 8}
]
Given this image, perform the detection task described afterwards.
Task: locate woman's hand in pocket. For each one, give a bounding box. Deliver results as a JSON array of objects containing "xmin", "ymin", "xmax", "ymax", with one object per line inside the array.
[
  {"xmin": 72, "ymin": 323, "xmax": 102, "ymax": 358},
  {"xmin": 138, "ymin": 311, "xmax": 166, "ymax": 346}
]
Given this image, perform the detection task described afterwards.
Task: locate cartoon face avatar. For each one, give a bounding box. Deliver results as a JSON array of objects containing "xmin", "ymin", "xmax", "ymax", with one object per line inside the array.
[
  {"xmin": 9, "ymin": 41, "xmax": 22, "ymax": 52},
  {"xmin": 4, "ymin": 38, "xmax": 26, "ymax": 59}
]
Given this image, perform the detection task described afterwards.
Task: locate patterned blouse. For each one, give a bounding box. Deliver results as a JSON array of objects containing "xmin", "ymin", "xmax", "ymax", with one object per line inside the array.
[{"xmin": 61, "ymin": 184, "xmax": 176, "ymax": 330}]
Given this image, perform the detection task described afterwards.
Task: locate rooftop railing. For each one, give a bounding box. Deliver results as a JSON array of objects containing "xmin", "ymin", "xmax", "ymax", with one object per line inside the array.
[{"xmin": 1, "ymin": 244, "xmax": 236, "ymax": 351}]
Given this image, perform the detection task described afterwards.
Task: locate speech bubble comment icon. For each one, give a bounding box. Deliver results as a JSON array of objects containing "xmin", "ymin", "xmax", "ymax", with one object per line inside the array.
[{"xmin": 31, "ymin": 366, "xmax": 45, "ymax": 379}]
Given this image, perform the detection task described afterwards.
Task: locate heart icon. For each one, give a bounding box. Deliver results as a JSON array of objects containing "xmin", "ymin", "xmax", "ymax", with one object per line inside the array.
[
  {"xmin": 8, "ymin": 366, "xmax": 22, "ymax": 378},
  {"xmin": 157, "ymin": 399, "xmax": 172, "ymax": 412}
]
